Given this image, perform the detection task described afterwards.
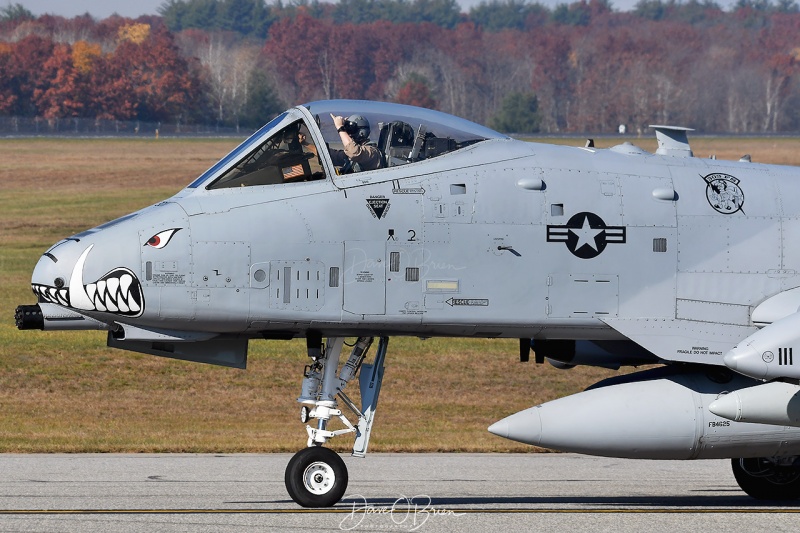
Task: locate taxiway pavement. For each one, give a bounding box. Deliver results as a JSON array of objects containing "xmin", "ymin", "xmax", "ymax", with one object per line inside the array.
[{"xmin": 0, "ymin": 453, "xmax": 797, "ymax": 532}]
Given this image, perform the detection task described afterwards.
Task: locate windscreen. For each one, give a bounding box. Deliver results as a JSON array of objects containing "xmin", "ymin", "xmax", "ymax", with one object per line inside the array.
[{"xmin": 186, "ymin": 112, "xmax": 288, "ymax": 189}]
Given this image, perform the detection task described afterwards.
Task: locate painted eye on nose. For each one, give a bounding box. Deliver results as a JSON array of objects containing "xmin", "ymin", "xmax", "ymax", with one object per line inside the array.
[{"xmin": 145, "ymin": 228, "xmax": 181, "ymax": 249}]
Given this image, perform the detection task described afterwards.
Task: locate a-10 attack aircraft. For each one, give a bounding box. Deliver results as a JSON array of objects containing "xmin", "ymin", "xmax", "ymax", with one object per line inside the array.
[{"xmin": 15, "ymin": 99, "xmax": 800, "ymax": 506}]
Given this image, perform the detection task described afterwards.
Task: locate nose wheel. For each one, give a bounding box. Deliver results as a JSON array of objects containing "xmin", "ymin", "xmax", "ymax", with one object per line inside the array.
[{"xmin": 285, "ymin": 446, "xmax": 348, "ymax": 507}]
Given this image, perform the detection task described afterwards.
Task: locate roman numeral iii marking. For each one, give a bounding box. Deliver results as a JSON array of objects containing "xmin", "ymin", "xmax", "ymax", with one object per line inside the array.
[{"xmin": 779, "ymin": 348, "xmax": 794, "ymax": 366}]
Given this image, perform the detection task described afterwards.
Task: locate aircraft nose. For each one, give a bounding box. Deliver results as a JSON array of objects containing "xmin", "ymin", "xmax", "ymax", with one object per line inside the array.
[
  {"xmin": 29, "ymin": 201, "xmax": 188, "ymax": 319},
  {"xmin": 31, "ymin": 234, "xmax": 145, "ymax": 317},
  {"xmin": 30, "ymin": 239, "xmax": 86, "ymax": 306}
]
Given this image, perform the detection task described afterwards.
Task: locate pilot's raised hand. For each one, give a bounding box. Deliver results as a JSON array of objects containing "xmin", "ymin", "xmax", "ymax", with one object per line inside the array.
[{"xmin": 331, "ymin": 114, "xmax": 345, "ymax": 131}]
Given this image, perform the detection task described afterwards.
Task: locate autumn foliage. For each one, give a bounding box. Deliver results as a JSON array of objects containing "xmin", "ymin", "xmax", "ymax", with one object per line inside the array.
[
  {"xmin": 2, "ymin": 3, "xmax": 800, "ymax": 133},
  {"xmin": 0, "ymin": 20, "xmax": 203, "ymax": 123}
]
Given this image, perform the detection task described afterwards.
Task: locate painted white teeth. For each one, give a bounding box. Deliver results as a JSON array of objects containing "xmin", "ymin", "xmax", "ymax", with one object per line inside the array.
[
  {"xmin": 37, "ymin": 246, "xmax": 143, "ymax": 317},
  {"xmin": 107, "ymin": 278, "xmax": 120, "ymax": 299},
  {"xmin": 86, "ymin": 283, "xmax": 97, "ymax": 302},
  {"xmin": 32, "ymin": 284, "xmax": 70, "ymax": 307},
  {"xmin": 120, "ymin": 274, "xmax": 132, "ymax": 296}
]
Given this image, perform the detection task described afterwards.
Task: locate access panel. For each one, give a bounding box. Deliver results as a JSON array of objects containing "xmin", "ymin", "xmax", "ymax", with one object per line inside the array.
[{"xmin": 343, "ymin": 241, "xmax": 386, "ymax": 315}]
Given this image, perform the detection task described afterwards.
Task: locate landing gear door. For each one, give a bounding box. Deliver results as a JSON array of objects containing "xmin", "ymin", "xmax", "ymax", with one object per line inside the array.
[{"xmin": 343, "ymin": 241, "xmax": 386, "ymax": 315}]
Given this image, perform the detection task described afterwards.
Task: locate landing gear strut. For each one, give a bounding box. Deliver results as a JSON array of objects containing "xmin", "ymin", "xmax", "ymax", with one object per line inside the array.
[
  {"xmin": 732, "ymin": 457, "xmax": 800, "ymax": 500},
  {"xmin": 284, "ymin": 336, "xmax": 388, "ymax": 507}
]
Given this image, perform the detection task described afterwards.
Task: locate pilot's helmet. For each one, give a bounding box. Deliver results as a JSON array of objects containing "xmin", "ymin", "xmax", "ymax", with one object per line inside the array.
[{"xmin": 344, "ymin": 115, "xmax": 371, "ymax": 143}]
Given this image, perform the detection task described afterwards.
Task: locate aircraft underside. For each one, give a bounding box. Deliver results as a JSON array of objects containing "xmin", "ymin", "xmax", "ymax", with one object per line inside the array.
[
  {"xmin": 14, "ymin": 303, "xmax": 800, "ymax": 505},
  {"xmin": 279, "ymin": 333, "xmax": 800, "ymax": 506}
]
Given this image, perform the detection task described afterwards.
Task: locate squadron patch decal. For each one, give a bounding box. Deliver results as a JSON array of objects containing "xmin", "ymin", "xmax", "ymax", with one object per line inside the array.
[
  {"xmin": 367, "ymin": 196, "xmax": 391, "ymax": 219},
  {"xmin": 547, "ymin": 212, "xmax": 626, "ymax": 259},
  {"xmin": 703, "ymin": 173, "xmax": 744, "ymax": 214}
]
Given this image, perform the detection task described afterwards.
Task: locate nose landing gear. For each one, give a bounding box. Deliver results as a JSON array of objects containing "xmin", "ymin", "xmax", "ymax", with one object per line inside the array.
[{"xmin": 284, "ymin": 336, "xmax": 388, "ymax": 507}]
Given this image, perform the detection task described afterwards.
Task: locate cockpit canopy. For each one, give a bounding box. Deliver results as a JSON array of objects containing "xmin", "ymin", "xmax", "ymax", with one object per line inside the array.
[{"xmin": 189, "ymin": 100, "xmax": 507, "ymax": 190}]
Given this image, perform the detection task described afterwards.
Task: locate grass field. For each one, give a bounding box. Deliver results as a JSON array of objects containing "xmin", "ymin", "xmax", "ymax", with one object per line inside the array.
[{"xmin": 2, "ymin": 135, "xmax": 799, "ymax": 453}]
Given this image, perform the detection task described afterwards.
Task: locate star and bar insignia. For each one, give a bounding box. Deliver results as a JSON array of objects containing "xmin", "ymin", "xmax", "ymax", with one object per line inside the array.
[{"xmin": 547, "ymin": 212, "xmax": 626, "ymax": 259}]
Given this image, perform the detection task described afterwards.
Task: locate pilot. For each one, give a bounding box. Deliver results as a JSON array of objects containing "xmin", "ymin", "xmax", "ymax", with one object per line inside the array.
[{"xmin": 329, "ymin": 114, "xmax": 382, "ymax": 172}]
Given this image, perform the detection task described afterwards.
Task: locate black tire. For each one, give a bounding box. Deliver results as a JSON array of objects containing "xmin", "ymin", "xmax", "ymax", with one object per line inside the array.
[
  {"xmin": 731, "ymin": 458, "xmax": 800, "ymax": 501},
  {"xmin": 285, "ymin": 447, "xmax": 348, "ymax": 507}
]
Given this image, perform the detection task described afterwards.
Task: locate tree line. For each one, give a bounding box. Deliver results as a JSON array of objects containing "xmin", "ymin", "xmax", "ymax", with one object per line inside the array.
[{"xmin": 1, "ymin": 0, "xmax": 800, "ymax": 133}]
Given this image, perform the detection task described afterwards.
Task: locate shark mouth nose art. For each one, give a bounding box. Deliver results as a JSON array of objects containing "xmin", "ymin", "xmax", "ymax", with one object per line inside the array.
[{"xmin": 31, "ymin": 244, "xmax": 144, "ymax": 317}]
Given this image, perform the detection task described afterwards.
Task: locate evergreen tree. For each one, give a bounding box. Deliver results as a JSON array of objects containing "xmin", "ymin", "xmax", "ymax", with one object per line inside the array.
[
  {"xmin": 470, "ymin": 0, "xmax": 546, "ymax": 31},
  {"xmin": 218, "ymin": 0, "xmax": 254, "ymax": 33},
  {"xmin": 250, "ymin": 0, "xmax": 277, "ymax": 37},
  {"xmin": 159, "ymin": 0, "xmax": 274, "ymax": 38},
  {"xmin": 333, "ymin": 0, "xmax": 384, "ymax": 24},
  {"xmin": 775, "ymin": 0, "xmax": 800, "ymax": 13},
  {"xmin": 331, "ymin": 0, "xmax": 460, "ymax": 26},
  {"xmin": 633, "ymin": 0, "xmax": 668, "ymax": 20},
  {"xmin": 551, "ymin": 2, "xmax": 591, "ymax": 25},
  {"xmin": 491, "ymin": 92, "xmax": 541, "ymax": 133},
  {"xmin": 240, "ymin": 70, "xmax": 283, "ymax": 129},
  {"xmin": 0, "ymin": 2, "xmax": 34, "ymax": 21},
  {"xmin": 409, "ymin": 0, "xmax": 461, "ymax": 27},
  {"xmin": 158, "ymin": 0, "xmax": 189, "ymax": 30}
]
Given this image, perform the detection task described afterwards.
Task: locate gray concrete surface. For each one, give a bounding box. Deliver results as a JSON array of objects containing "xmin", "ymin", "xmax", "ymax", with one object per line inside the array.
[{"xmin": 0, "ymin": 453, "xmax": 797, "ymax": 532}]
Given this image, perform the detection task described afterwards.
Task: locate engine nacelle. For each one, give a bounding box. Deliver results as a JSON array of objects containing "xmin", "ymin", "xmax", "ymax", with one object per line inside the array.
[{"xmin": 489, "ymin": 366, "xmax": 800, "ymax": 460}]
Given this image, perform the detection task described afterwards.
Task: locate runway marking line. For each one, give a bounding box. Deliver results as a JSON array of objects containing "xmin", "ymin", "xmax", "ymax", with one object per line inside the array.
[{"xmin": 1, "ymin": 508, "xmax": 799, "ymax": 515}]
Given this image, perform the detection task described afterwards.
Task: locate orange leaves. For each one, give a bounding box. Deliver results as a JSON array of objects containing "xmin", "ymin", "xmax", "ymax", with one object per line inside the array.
[
  {"xmin": 32, "ymin": 44, "xmax": 84, "ymax": 119},
  {"xmin": 71, "ymin": 41, "xmax": 102, "ymax": 74},
  {"xmin": 6, "ymin": 8, "xmax": 800, "ymax": 132},
  {"xmin": 0, "ymin": 23, "xmax": 203, "ymax": 123},
  {"xmin": 117, "ymin": 23, "xmax": 151, "ymax": 45}
]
